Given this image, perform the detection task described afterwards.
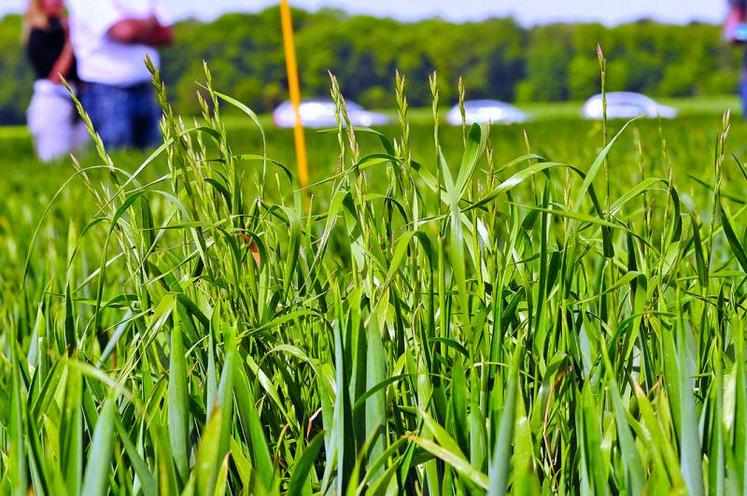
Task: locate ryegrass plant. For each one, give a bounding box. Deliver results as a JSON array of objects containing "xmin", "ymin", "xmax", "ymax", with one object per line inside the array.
[{"xmin": 1, "ymin": 65, "xmax": 747, "ymax": 495}]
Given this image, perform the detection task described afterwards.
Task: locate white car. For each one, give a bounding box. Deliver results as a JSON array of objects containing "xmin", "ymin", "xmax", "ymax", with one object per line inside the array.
[
  {"xmin": 446, "ymin": 100, "xmax": 528, "ymax": 125},
  {"xmin": 273, "ymin": 99, "xmax": 390, "ymax": 128},
  {"xmin": 582, "ymin": 92, "xmax": 677, "ymax": 120}
]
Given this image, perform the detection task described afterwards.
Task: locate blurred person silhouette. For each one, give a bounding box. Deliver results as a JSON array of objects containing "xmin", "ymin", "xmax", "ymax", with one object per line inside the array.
[
  {"xmin": 726, "ymin": 0, "xmax": 747, "ymax": 115},
  {"xmin": 25, "ymin": 0, "xmax": 88, "ymax": 162},
  {"xmin": 66, "ymin": 0, "xmax": 173, "ymax": 150}
]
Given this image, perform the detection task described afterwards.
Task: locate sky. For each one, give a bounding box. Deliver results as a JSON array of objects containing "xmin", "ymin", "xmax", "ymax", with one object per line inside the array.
[{"xmin": 0, "ymin": 0, "xmax": 730, "ymax": 25}]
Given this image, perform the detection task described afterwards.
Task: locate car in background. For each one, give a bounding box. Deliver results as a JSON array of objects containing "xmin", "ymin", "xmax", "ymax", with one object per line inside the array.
[
  {"xmin": 273, "ymin": 99, "xmax": 390, "ymax": 128},
  {"xmin": 582, "ymin": 92, "xmax": 677, "ymax": 120},
  {"xmin": 446, "ymin": 100, "xmax": 528, "ymax": 125}
]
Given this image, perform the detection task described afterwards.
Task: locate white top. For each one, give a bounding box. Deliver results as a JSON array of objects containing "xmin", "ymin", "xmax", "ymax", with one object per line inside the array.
[
  {"xmin": 67, "ymin": 0, "xmax": 167, "ymax": 86},
  {"xmin": 33, "ymin": 79, "xmax": 77, "ymax": 98}
]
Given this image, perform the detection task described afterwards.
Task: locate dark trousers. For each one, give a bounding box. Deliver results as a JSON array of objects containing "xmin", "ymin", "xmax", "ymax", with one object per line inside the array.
[{"xmin": 81, "ymin": 81, "xmax": 162, "ymax": 150}]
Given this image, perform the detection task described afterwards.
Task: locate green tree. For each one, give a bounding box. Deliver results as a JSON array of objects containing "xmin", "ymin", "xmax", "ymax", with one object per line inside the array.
[
  {"xmin": 0, "ymin": 9, "xmax": 743, "ymax": 125},
  {"xmin": 0, "ymin": 16, "xmax": 34, "ymax": 124}
]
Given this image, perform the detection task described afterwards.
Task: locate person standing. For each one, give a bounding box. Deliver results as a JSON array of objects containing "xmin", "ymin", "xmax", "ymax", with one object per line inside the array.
[
  {"xmin": 726, "ymin": 0, "xmax": 747, "ymax": 115},
  {"xmin": 25, "ymin": 0, "xmax": 88, "ymax": 162},
  {"xmin": 66, "ymin": 0, "xmax": 173, "ymax": 150}
]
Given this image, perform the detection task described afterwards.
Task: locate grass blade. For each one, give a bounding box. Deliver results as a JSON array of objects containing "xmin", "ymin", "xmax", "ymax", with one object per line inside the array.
[{"xmin": 81, "ymin": 398, "xmax": 116, "ymax": 496}]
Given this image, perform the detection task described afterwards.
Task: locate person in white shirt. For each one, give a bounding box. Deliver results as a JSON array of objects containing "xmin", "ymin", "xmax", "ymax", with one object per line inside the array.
[{"xmin": 66, "ymin": 0, "xmax": 173, "ymax": 150}]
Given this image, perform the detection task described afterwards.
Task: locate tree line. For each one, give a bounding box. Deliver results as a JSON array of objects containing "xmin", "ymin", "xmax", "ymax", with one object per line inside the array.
[{"xmin": 0, "ymin": 8, "xmax": 741, "ymax": 125}]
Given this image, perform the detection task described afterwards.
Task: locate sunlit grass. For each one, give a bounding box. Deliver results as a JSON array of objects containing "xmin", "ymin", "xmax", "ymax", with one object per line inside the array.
[{"xmin": 0, "ymin": 66, "xmax": 746, "ymax": 494}]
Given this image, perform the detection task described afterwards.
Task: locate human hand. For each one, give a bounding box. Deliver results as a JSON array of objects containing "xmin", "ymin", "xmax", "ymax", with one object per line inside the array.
[
  {"xmin": 146, "ymin": 14, "xmax": 160, "ymax": 31},
  {"xmin": 144, "ymin": 23, "xmax": 174, "ymax": 47},
  {"xmin": 49, "ymin": 67, "xmax": 65, "ymax": 84}
]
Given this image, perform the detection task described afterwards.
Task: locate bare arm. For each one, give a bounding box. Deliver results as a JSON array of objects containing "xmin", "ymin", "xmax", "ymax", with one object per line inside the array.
[
  {"xmin": 727, "ymin": 6, "xmax": 745, "ymax": 23},
  {"xmin": 144, "ymin": 24, "xmax": 174, "ymax": 46},
  {"xmin": 726, "ymin": 6, "xmax": 745, "ymax": 41},
  {"xmin": 49, "ymin": 39, "xmax": 74, "ymax": 84},
  {"xmin": 108, "ymin": 16, "xmax": 173, "ymax": 47}
]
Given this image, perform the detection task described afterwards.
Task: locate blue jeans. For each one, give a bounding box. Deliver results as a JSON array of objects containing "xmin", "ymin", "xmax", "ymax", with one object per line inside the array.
[{"xmin": 81, "ymin": 82, "xmax": 161, "ymax": 150}]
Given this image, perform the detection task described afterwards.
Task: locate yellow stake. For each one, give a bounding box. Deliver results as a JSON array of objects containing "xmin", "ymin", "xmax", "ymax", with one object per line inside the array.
[{"xmin": 279, "ymin": 0, "xmax": 309, "ymax": 188}]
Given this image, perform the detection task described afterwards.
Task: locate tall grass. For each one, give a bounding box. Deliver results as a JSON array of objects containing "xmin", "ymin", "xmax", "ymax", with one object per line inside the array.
[{"xmin": 1, "ymin": 65, "xmax": 746, "ymax": 495}]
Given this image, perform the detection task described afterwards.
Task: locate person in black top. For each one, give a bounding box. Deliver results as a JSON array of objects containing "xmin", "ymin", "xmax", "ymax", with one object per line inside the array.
[
  {"xmin": 726, "ymin": 0, "xmax": 747, "ymax": 116},
  {"xmin": 24, "ymin": 0, "xmax": 87, "ymax": 162}
]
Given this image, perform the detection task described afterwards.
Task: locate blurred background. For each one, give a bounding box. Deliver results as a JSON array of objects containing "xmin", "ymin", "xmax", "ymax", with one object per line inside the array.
[{"xmin": 0, "ymin": 0, "xmax": 740, "ymax": 125}]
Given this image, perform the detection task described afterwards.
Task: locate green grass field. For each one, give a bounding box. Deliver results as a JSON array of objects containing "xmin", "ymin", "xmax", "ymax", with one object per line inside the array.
[{"xmin": 1, "ymin": 80, "xmax": 746, "ymax": 495}]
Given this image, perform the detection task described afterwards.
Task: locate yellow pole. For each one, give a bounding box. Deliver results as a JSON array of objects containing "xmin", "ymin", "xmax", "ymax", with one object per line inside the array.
[{"xmin": 279, "ymin": 0, "xmax": 309, "ymax": 188}]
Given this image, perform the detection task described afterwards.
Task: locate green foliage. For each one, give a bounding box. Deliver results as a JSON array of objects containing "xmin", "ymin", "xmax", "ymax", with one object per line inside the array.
[
  {"xmin": 0, "ymin": 10, "xmax": 743, "ymax": 125},
  {"xmin": 1, "ymin": 64, "xmax": 747, "ymax": 494},
  {"xmin": 0, "ymin": 15, "xmax": 34, "ymax": 124}
]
